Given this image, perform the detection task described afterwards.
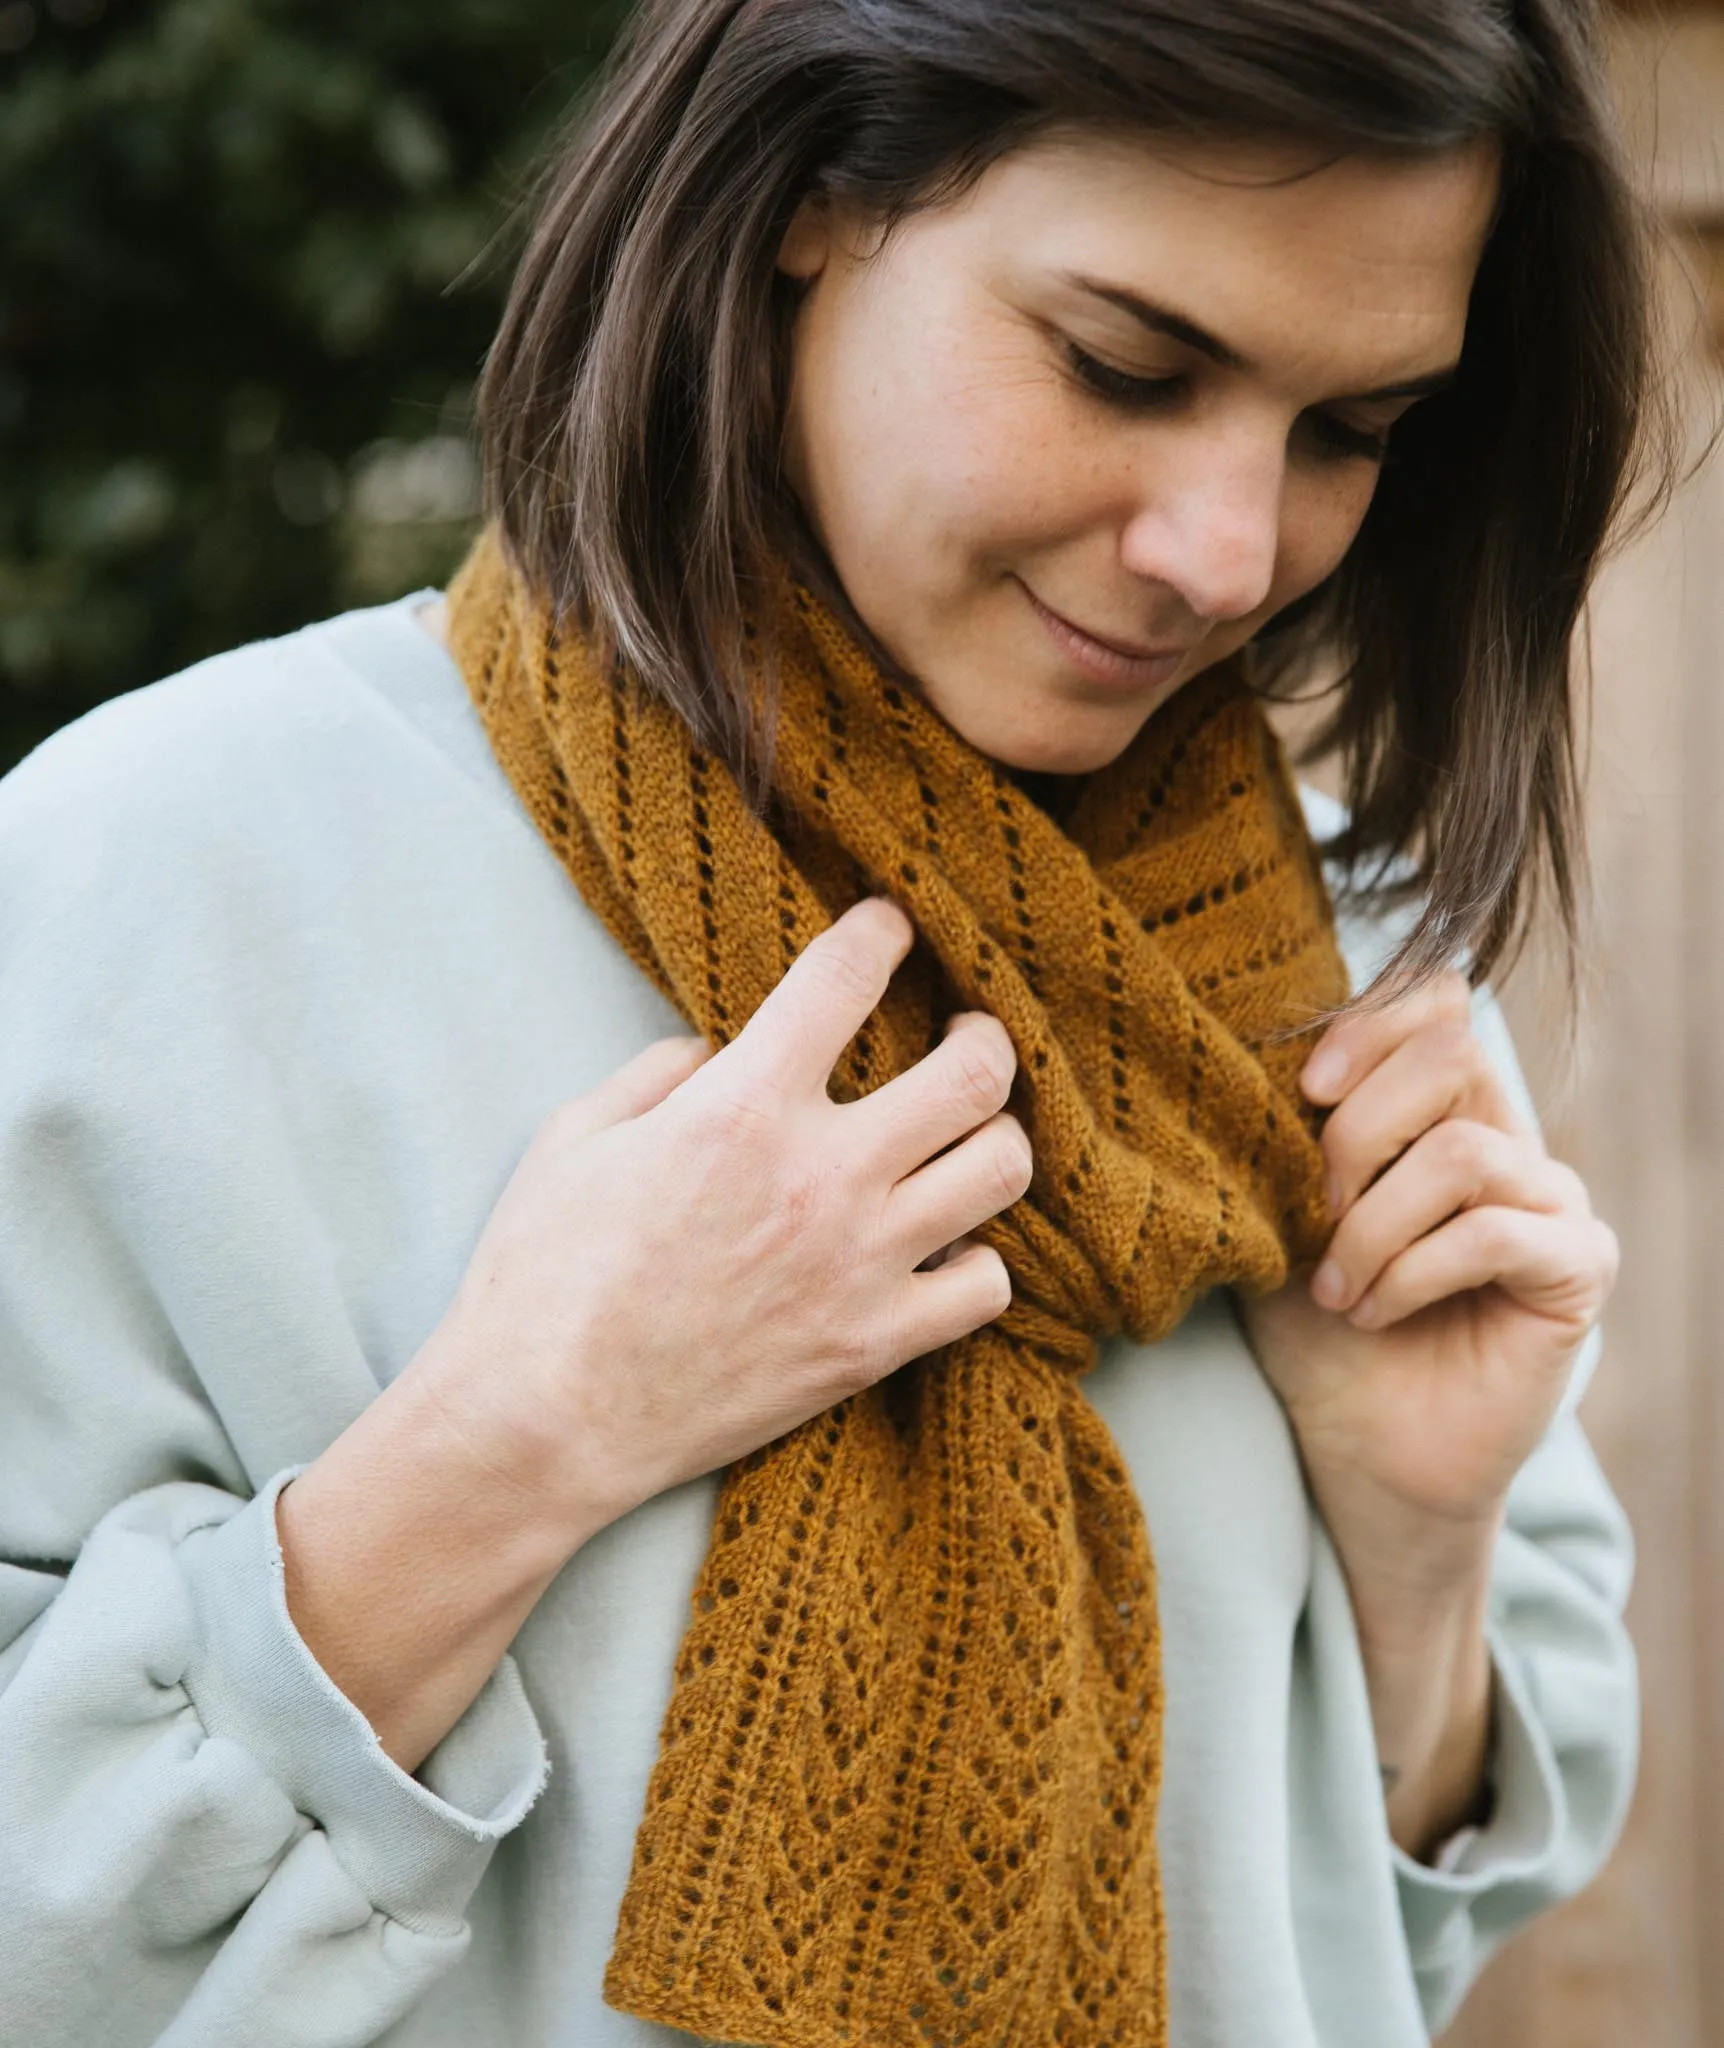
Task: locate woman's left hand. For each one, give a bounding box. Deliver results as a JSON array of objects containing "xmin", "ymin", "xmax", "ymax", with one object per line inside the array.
[
  {"xmin": 1237, "ymin": 969, "xmax": 1619, "ymax": 1857},
  {"xmin": 1244, "ymin": 969, "xmax": 1616, "ymax": 1539}
]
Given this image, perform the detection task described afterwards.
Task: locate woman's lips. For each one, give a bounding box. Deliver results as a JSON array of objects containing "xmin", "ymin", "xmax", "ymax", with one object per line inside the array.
[{"xmin": 1018, "ymin": 579, "xmax": 1189, "ymax": 691}]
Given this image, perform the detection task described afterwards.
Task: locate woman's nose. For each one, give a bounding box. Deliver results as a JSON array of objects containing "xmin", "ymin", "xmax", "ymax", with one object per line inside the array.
[{"xmin": 1119, "ymin": 440, "xmax": 1283, "ymax": 625}]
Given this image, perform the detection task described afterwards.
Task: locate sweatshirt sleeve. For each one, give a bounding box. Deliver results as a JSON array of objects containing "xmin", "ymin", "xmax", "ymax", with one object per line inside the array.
[
  {"xmin": 0, "ymin": 659, "xmax": 550, "ymax": 2047},
  {"xmin": 1391, "ymin": 1348, "xmax": 1636, "ymax": 2033},
  {"xmin": 1387, "ymin": 982, "xmax": 1638, "ymax": 2032},
  {"xmin": 0, "ymin": 1479, "xmax": 546, "ymax": 2048}
]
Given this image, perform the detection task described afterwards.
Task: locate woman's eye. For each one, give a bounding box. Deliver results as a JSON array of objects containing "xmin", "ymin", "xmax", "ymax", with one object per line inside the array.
[
  {"xmin": 1066, "ymin": 337, "xmax": 1394, "ymax": 464},
  {"xmin": 1304, "ymin": 411, "xmax": 1392, "ymax": 464},
  {"xmin": 1065, "ymin": 342, "xmax": 1183, "ymax": 410}
]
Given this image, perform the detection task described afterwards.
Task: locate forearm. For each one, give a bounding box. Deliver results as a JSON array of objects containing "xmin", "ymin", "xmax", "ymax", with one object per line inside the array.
[
  {"xmin": 278, "ymin": 1339, "xmax": 602, "ymax": 1775},
  {"xmin": 1357, "ymin": 1565, "xmax": 1495, "ymax": 1861},
  {"xmin": 1329, "ymin": 1497, "xmax": 1500, "ymax": 1862}
]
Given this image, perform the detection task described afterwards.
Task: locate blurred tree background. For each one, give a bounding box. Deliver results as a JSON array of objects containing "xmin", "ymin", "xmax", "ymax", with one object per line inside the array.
[{"xmin": 0, "ymin": 0, "xmax": 625, "ymax": 773}]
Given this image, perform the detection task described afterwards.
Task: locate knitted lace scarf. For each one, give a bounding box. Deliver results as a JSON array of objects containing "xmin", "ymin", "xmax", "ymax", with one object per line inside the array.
[{"xmin": 447, "ymin": 526, "xmax": 1348, "ymax": 2048}]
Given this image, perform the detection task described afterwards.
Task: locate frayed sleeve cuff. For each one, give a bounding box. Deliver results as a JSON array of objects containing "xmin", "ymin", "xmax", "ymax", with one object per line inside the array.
[{"xmin": 176, "ymin": 1469, "xmax": 549, "ymax": 1935}]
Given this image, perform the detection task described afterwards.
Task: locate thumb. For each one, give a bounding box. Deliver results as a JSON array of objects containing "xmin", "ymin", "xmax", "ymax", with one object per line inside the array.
[{"xmin": 563, "ymin": 1033, "xmax": 714, "ymax": 1139}]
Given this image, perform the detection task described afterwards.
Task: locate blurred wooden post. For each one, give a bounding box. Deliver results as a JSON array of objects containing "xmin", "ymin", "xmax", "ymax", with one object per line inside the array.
[{"xmin": 1440, "ymin": 10, "xmax": 1724, "ymax": 2043}]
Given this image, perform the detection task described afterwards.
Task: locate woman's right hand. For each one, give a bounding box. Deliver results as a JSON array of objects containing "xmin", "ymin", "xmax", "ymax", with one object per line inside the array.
[
  {"xmin": 415, "ymin": 894, "xmax": 1030, "ymax": 1545},
  {"xmin": 281, "ymin": 895, "xmax": 1029, "ymax": 1771}
]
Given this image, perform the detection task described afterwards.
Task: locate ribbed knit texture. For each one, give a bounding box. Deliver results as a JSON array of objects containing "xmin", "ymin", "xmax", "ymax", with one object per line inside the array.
[{"xmin": 447, "ymin": 527, "xmax": 1349, "ymax": 2048}]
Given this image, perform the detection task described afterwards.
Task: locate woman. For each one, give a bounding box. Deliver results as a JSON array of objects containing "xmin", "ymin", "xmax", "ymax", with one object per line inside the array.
[{"xmin": 0, "ymin": 1, "xmax": 1646, "ymax": 2044}]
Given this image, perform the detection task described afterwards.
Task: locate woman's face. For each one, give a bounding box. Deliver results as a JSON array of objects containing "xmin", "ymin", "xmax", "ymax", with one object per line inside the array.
[{"xmin": 779, "ymin": 128, "xmax": 1499, "ymax": 774}]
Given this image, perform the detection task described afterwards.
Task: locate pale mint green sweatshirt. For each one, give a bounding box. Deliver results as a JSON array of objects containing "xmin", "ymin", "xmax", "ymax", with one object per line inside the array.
[{"xmin": 0, "ymin": 593, "xmax": 1635, "ymax": 2048}]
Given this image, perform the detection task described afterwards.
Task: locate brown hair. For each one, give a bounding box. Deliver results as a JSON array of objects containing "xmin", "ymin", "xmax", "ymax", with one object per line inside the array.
[{"xmin": 478, "ymin": 0, "xmax": 1661, "ymax": 990}]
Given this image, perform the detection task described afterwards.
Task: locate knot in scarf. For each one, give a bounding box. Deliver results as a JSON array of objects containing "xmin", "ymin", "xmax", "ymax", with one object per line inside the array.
[{"xmin": 448, "ymin": 527, "xmax": 1347, "ymax": 2048}]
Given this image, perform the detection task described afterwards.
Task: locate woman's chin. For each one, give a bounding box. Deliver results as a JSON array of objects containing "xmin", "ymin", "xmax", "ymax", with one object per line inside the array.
[{"xmin": 936, "ymin": 686, "xmax": 1180, "ymax": 776}]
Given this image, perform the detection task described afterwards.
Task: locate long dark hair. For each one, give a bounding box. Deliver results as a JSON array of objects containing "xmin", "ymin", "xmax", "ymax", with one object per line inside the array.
[{"xmin": 478, "ymin": 0, "xmax": 1661, "ymax": 991}]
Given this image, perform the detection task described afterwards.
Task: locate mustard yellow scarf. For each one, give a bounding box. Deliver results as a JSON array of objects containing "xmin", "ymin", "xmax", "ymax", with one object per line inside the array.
[{"xmin": 448, "ymin": 527, "xmax": 1347, "ymax": 2048}]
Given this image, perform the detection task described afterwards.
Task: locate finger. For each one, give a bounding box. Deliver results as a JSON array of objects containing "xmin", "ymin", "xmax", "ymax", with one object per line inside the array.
[
  {"xmin": 848, "ymin": 1009, "xmax": 1017, "ymax": 1182},
  {"xmin": 1312, "ymin": 1120, "xmax": 1589, "ymax": 1314},
  {"xmin": 1321, "ymin": 1015, "xmax": 1530, "ymax": 1215},
  {"xmin": 895, "ymin": 1238, "xmax": 1013, "ymax": 1358},
  {"xmin": 727, "ymin": 896, "xmax": 914, "ymax": 1098},
  {"xmin": 914, "ymin": 1229, "xmax": 977, "ymax": 1273},
  {"xmin": 1348, "ymin": 1206, "xmax": 1620, "ymax": 1332},
  {"xmin": 556, "ymin": 1034, "xmax": 714, "ymax": 1140},
  {"xmin": 889, "ymin": 1109, "xmax": 1034, "ymax": 1266},
  {"xmin": 1300, "ymin": 968, "xmax": 1473, "ymax": 1106}
]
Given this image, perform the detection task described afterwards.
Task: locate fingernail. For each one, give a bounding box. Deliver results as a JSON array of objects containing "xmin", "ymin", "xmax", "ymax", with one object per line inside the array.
[
  {"xmin": 1323, "ymin": 1174, "xmax": 1343, "ymax": 1217},
  {"xmin": 1350, "ymin": 1292, "xmax": 1382, "ymax": 1328},
  {"xmin": 1310, "ymin": 1259, "xmax": 1345, "ymax": 1309}
]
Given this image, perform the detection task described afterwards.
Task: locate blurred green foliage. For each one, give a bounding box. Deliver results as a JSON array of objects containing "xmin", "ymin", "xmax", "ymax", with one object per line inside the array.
[{"xmin": 0, "ymin": 0, "xmax": 625, "ymax": 771}]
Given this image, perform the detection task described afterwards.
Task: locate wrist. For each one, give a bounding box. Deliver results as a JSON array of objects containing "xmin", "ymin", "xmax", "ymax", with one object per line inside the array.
[
  {"xmin": 401, "ymin": 1316, "xmax": 635, "ymax": 1558},
  {"xmin": 1311, "ymin": 1460, "xmax": 1503, "ymax": 1638},
  {"xmin": 278, "ymin": 1350, "xmax": 602, "ymax": 1772}
]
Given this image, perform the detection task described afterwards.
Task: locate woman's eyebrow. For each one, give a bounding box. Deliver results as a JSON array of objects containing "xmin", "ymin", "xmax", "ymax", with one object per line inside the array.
[
  {"xmin": 1065, "ymin": 275, "xmax": 1248, "ymax": 369},
  {"xmin": 1063, "ymin": 273, "xmax": 1459, "ymax": 402}
]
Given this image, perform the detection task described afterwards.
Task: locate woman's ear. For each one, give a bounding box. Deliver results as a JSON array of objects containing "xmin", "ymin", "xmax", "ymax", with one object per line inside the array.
[{"xmin": 777, "ymin": 193, "xmax": 833, "ymax": 280}]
